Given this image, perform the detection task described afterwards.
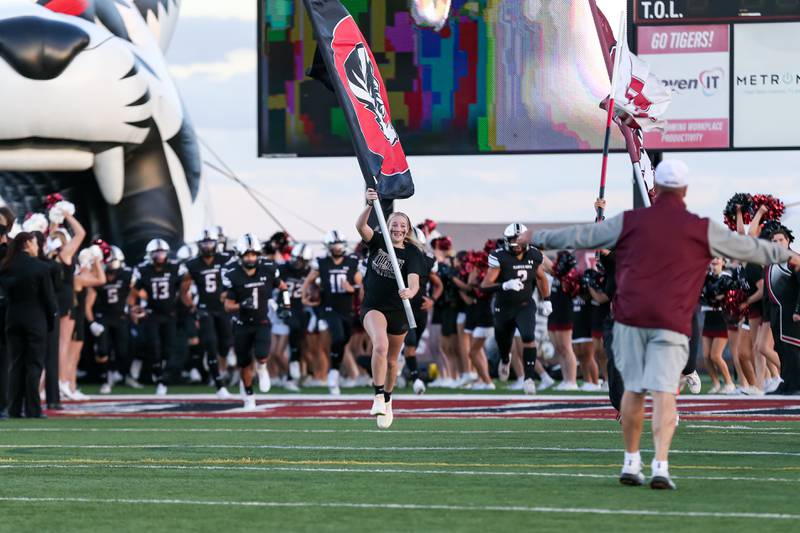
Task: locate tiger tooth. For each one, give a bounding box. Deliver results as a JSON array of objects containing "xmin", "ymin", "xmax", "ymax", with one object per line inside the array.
[{"xmin": 93, "ymin": 147, "xmax": 125, "ymax": 205}]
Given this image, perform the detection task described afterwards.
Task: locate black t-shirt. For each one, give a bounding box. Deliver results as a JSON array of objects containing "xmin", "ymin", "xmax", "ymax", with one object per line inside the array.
[
  {"xmin": 222, "ymin": 261, "xmax": 281, "ymax": 324},
  {"xmin": 436, "ymin": 263, "xmax": 461, "ymax": 309},
  {"xmin": 488, "ymin": 247, "xmax": 543, "ymax": 308},
  {"xmin": 743, "ymin": 262, "xmax": 762, "ymax": 297},
  {"xmin": 411, "ymin": 253, "xmax": 437, "ymax": 307},
  {"xmin": 133, "ymin": 261, "xmax": 186, "ymax": 316},
  {"xmin": 281, "ymin": 262, "xmax": 310, "ymax": 310},
  {"xmin": 94, "ymin": 268, "xmax": 133, "ymax": 320},
  {"xmin": 316, "ymin": 255, "xmax": 360, "ymax": 314},
  {"xmin": 185, "ymin": 253, "xmax": 232, "ymax": 314},
  {"xmin": 362, "ymin": 232, "xmax": 424, "ymax": 311},
  {"xmin": 600, "ymin": 251, "xmax": 617, "ymax": 300}
]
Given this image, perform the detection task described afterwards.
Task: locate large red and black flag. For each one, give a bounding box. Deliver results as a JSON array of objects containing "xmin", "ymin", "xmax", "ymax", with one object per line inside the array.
[{"xmin": 303, "ymin": 0, "xmax": 414, "ymax": 199}]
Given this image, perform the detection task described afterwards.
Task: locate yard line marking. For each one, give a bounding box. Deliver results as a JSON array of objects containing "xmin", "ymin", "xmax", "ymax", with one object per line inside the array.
[
  {"xmin": 0, "ymin": 462, "xmax": 797, "ymax": 483},
  {"xmin": 1, "ymin": 444, "xmax": 797, "ymax": 456},
  {"xmin": 0, "ymin": 496, "xmax": 798, "ymax": 520},
  {"xmin": 0, "ymin": 428, "xmax": 622, "ymax": 435}
]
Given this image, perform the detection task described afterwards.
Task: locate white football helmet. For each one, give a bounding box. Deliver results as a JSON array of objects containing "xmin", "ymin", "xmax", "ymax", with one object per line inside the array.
[
  {"xmin": 291, "ymin": 243, "xmax": 313, "ymax": 262},
  {"xmin": 503, "ymin": 223, "xmax": 529, "ymax": 254},
  {"xmin": 235, "ymin": 233, "xmax": 261, "ymax": 256},
  {"xmin": 324, "ymin": 230, "xmax": 347, "ymax": 257}
]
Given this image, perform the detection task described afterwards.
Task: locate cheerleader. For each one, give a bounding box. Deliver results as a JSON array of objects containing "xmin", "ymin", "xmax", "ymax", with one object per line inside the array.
[{"xmin": 701, "ymin": 257, "xmax": 735, "ymax": 394}]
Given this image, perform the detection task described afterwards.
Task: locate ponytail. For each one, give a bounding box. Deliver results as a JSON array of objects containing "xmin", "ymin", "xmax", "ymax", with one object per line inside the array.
[{"xmin": 0, "ymin": 232, "xmax": 34, "ymax": 271}]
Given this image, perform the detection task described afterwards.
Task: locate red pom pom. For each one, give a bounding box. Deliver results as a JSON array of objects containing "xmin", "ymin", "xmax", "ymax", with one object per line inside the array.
[
  {"xmin": 560, "ymin": 268, "xmax": 581, "ymax": 298},
  {"xmin": 43, "ymin": 193, "xmax": 64, "ymax": 212},
  {"xmin": 721, "ymin": 289, "xmax": 748, "ymax": 322},
  {"xmin": 753, "ymin": 194, "xmax": 785, "ymax": 222}
]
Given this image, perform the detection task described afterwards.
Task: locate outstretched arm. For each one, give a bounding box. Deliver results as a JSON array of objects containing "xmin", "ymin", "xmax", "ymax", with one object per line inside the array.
[
  {"xmin": 531, "ymin": 214, "xmax": 624, "ymax": 251},
  {"xmin": 708, "ymin": 221, "xmax": 797, "ymax": 266}
]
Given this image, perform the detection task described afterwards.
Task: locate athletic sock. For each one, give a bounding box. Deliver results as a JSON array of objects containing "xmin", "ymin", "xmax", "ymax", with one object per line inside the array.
[
  {"xmin": 207, "ymin": 354, "xmax": 223, "ymax": 389},
  {"xmin": 189, "ymin": 344, "xmax": 203, "ymax": 369},
  {"xmin": 373, "ymin": 384, "xmax": 385, "ymax": 397},
  {"xmin": 651, "ymin": 459, "xmax": 669, "ymax": 478},
  {"xmin": 406, "ymin": 356, "xmax": 419, "ymax": 381},
  {"xmin": 330, "ymin": 350, "xmax": 343, "ymax": 371},
  {"xmin": 624, "ymin": 451, "xmax": 642, "ymax": 472},
  {"xmin": 522, "ymin": 347, "xmax": 537, "ymax": 380},
  {"xmin": 383, "ymin": 390, "xmax": 392, "ymax": 403}
]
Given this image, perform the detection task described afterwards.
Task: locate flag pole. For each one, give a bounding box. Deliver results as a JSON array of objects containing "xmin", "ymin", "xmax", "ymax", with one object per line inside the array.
[
  {"xmin": 596, "ymin": 11, "xmax": 626, "ymax": 222},
  {"xmin": 371, "ymin": 178, "xmax": 417, "ymax": 330}
]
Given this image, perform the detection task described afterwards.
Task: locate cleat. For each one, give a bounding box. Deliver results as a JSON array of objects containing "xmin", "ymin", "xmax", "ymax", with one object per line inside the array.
[
  {"xmin": 370, "ymin": 394, "xmax": 386, "ymax": 416},
  {"xmin": 650, "ymin": 475, "xmax": 677, "ymax": 490},
  {"xmin": 327, "ymin": 369, "xmax": 341, "ymax": 395},
  {"xmin": 155, "ymin": 383, "xmax": 168, "ymax": 396},
  {"xmin": 498, "ymin": 360, "xmax": 511, "ymax": 382},
  {"xmin": 523, "ymin": 378, "xmax": 537, "ymax": 395},
  {"xmin": 124, "ymin": 376, "xmax": 144, "ymax": 389},
  {"xmin": 620, "ymin": 471, "xmax": 645, "ymax": 486},
  {"xmin": 412, "ymin": 378, "xmax": 426, "ymax": 395},
  {"xmin": 538, "ymin": 373, "xmax": 555, "ymax": 391},
  {"xmin": 256, "ymin": 363, "xmax": 271, "ymax": 393},
  {"xmin": 283, "ymin": 380, "xmax": 301, "ymax": 392},
  {"xmin": 216, "ymin": 387, "xmax": 231, "ymax": 399},
  {"xmin": 684, "ymin": 371, "xmax": 702, "ymax": 394},
  {"xmin": 377, "ymin": 399, "xmax": 394, "ymax": 429},
  {"xmin": 289, "ymin": 361, "xmax": 301, "ymax": 381},
  {"xmin": 99, "ymin": 383, "xmax": 112, "ymax": 395},
  {"xmin": 242, "ymin": 394, "xmax": 257, "ymax": 411},
  {"xmin": 188, "ymin": 368, "xmax": 203, "ymax": 384}
]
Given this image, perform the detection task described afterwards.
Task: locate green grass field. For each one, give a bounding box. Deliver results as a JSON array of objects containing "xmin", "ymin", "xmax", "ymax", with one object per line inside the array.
[{"xmin": 0, "ymin": 417, "xmax": 798, "ymax": 532}]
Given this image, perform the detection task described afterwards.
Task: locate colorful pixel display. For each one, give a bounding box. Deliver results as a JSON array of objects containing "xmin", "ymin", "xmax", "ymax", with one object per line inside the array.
[{"xmin": 259, "ymin": 0, "xmax": 626, "ymax": 157}]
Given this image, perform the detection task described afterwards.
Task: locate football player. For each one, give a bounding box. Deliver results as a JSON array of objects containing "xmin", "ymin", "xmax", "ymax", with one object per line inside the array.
[
  {"xmin": 482, "ymin": 224, "xmax": 551, "ymax": 395},
  {"xmin": 183, "ymin": 228, "xmax": 233, "ymax": 398},
  {"xmin": 222, "ymin": 234, "xmax": 288, "ymax": 410},
  {"xmin": 281, "ymin": 243, "xmax": 314, "ymax": 391},
  {"xmin": 131, "ymin": 239, "xmax": 190, "ymax": 395},
  {"xmin": 302, "ymin": 230, "xmax": 362, "ymax": 395}
]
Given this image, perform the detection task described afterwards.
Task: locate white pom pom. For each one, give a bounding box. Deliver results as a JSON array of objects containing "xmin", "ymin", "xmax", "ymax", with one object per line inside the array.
[
  {"xmin": 89, "ymin": 244, "xmax": 104, "ymax": 261},
  {"xmin": 78, "ymin": 248, "xmax": 94, "ymax": 268},
  {"xmin": 48, "ymin": 207, "xmax": 65, "ymax": 224},
  {"xmin": 56, "ymin": 201, "xmax": 75, "ymax": 216},
  {"xmin": 22, "ymin": 213, "xmax": 48, "ymax": 234}
]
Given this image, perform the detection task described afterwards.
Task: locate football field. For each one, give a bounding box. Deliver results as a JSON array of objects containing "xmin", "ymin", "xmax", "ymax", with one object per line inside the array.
[{"xmin": 0, "ymin": 395, "xmax": 799, "ymax": 533}]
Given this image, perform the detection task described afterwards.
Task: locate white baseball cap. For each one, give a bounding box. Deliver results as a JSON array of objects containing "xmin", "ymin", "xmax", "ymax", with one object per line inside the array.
[{"xmin": 654, "ymin": 160, "xmax": 689, "ymax": 188}]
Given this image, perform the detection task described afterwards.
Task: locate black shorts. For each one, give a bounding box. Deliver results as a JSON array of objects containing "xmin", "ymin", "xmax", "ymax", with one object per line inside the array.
[
  {"xmin": 71, "ymin": 306, "xmax": 86, "ymax": 342},
  {"xmin": 465, "ymin": 299, "xmax": 493, "ymax": 331},
  {"xmin": 572, "ymin": 300, "xmax": 593, "ymax": 342},
  {"xmin": 233, "ymin": 321, "xmax": 271, "ymax": 367},
  {"xmin": 547, "ymin": 290, "xmax": 573, "ymax": 331},
  {"xmin": 591, "ymin": 302, "xmax": 610, "ymax": 338},
  {"xmin": 493, "ymin": 302, "xmax": 537, "ymax": 345},
  {"xmin": 440, "ymin": 307, "xmax": 458, "ymax": 337},
  {"xmin": 361, "ymin": 307, "xmax": 409, "ymax": 336},
  {"xmin": 404, "ymin": 307, "xmax": 430, "ymax": 348},
  {"xmin": 199, "ymin": 312, "xmax": 233, "ymax": 357},
  {"xmin": 431, "ymin": 305, "xmax": 443, "ymax": 325},
  {"xmin": 702, "ymin": 310, "xmax": 728, "ymax": 339}
]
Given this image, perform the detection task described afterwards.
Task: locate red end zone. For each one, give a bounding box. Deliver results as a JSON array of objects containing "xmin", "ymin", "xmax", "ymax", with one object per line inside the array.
[{"xmin": 45, "ymin": 395, "xmax": 800, "ymax": 422}]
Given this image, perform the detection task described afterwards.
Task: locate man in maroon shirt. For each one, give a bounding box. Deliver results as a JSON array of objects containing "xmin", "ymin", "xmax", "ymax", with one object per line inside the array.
[{"xmin": 532, "ymin": 160, "xmax": 799, "ymax": 490}]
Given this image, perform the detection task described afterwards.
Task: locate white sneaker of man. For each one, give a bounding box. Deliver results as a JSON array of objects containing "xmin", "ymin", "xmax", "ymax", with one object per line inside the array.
[
  {"xmin": 188, "ymin": 368, "xmax": 203, "ymax": 384},
  {"xmin": 124, "ymin": 376, "xmax": 144, "ymax": 389},
  {"xmin": 328, "ymin": 369, "xmax": 341, "ymax": 395},
  {"xmin": 99, "ymin": 383, "xmax": 112, "ymax": 395},
  {"xmin": 155, "ymin": 383, "xmax": 168, "ymax": 396},
  {"xmin": 370, "ymin": 394, "xmax": 386, "ymax": 416},
  {"xmin": 216, "ymin": 387, "xmax": 231, "ymax": 399},
  {"xmin": 412, "ymin": 378, "xmax": 426, "ymax": 395},
  {"xmin": 538, "ymin": 373, "xmax": 555, "ymax": 391},
  {"xmin": 377, "ymin": 399, "xmax": 393, "ymax": 429},
  {"xmin": 619, "ymin": 462, "xmax": 645, "ymax": 486},
  {"xmin": 289, "ymin": 361, "xmax": 301, "ymax": 381},
  {"xmin": 684, "ymin": 371, "xmax": 702, "ymax": 394},
  {"xmin": 256, "ymin": 363, "xmax": 271, "ymax": 393},
  {"xmin": 498, "ymin": 360, "xmax": 511, "ymax": 382},
  {"xmin": 523, "ymin": 378, "xmax": 537, "ymax": 395},
  {"xmin": 242, "ymin": 394, "xmax": 257, "ymax": 411}
]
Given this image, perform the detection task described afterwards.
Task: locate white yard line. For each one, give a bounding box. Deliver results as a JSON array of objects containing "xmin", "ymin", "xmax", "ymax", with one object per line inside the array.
[
  {"xmin": 0, "ymin": 443, "xmax": 797, "ymax": 456},
  {"xmin": 0, "ymin": 462, "xmax": 797, "ymax": 483},
  {"xmin": 0, "ymin": 496, "xmax": 796, "ymax": 520},
  {"xmin": 0, "ymin": 428, "xmax": 621, "ymax": 435}
]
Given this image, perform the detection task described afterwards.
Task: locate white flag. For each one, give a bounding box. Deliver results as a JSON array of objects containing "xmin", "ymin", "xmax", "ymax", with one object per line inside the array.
[{"xmin": 613, "ymin": 38, "xmax": 672, "ymax": 132}]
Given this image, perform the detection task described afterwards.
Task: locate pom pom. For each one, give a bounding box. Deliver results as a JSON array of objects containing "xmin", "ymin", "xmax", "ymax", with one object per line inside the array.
[
  {"xmin": 582, "ymin": 268, "xmax": 605, "ymax": 292},
  {"xmin": 560, "ymin": 268, "xmax": 581, "ymax": 298},
  {"xmin": 43, "ymin": 193, "xmax": 64, "ymax": 212},
  {"xmin": 55, "ymin": 200, "xmax": 75, "ymax": 216},
  {"xmin": 554, "ymin": 251, "xmax": 577, "ymax": 278},
  {"xmin": 22, "ymin": 212, "xmax": 48, "ymax": 234},
  {"xmin": 723, "ymin": 193, "xmax": 754, "ymax": 230},
  {"xmin": 721, "ymin": 288, "xmax": 748, "ymax": 322},
  {"xmin": 431, "ymin": 236, "xmax": 453, "ymax": 252},
  {"xmin": 752, "ymin": 194, "xmax": 785, "ymax": 223}
]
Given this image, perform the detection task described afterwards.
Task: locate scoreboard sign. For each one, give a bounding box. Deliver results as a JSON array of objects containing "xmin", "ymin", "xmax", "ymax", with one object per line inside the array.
[{"xmin": 634, "ymin": 0, "xmax": 800, "ymax": 24}]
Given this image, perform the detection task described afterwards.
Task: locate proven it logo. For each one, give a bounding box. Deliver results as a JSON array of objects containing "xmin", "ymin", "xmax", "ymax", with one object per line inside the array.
[{"xmin": 660, "ymin": 67, "xmax": 724, "ymax": 96}]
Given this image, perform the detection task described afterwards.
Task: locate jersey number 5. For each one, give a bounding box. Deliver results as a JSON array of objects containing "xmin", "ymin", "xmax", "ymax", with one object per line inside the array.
[{"xmin": 204, "ymin": 273, "xmax": 217, "ymax": 294}]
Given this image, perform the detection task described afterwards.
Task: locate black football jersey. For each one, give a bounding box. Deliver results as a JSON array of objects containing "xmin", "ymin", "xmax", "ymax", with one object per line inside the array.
[
  {"xmin": 222, "ymin": 261, "xmax": 281, "ymax": 324},
  {"xmin": 315, "ymin": 255, "xmax": 360, "ymax": 314},
  {"xmin": 281, "ymin": 263, "xmax": 310, "ymax": 310},
  {"xmin": 488, "ymin": 247, "xmax": 543, "ymax": 308},
  {"xmin": 93, "ymin": 267, "xmax": 133, "ymax": 320},
  {"xmin": 133, "ymin": 261, "xmax": 186, "ymax": 315},
  {"xmin": 185, "ymin": 253, "xmax": 233, "ymax": 313}
]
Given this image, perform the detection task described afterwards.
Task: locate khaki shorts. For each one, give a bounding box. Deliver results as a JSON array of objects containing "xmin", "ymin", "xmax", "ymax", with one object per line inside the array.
[{"xmin": 612, "ymin": 322, "xmax": 689, "ymax": 394}]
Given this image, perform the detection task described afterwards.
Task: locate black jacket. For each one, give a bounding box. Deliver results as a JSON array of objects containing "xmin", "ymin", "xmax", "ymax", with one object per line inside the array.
[{"xmin": 0, "ymin": 253, "xmax": 59, "ymax": 332}]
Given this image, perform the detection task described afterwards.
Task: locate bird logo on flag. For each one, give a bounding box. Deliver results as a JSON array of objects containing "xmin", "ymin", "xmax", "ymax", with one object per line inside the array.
[{"xmin": 344, "ymin": 43, "xmax": 398, "ymax": 146}]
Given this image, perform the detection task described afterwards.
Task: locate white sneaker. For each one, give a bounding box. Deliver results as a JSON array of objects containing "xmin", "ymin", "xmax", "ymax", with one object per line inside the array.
[
  {"xmin": 354, "ymin": 375, "xmax": 372, "ymax": 387},
  {"xmin": 59, "ymin": 381, "xmax": 75, "ymax": 400},
  {"xmin": 216, "ymin": 387, "xmax": 231, "ymax": 399},
  {"xmin": 508, "ymin": 377, "xmax": 525, "ymax": 391},
  {"xmin": 396, "ymin": 355, "xmax": 406, "ymax": 376},
  {"xmin": 441, "ymin": 377, "xmax": 457, "ymax": 389},
  {"xmin": 707, "ymin": 383, "xmax": 721, "ymax": 394},
  {"xmin": 721, "ymin": 383, "xmax": 738, "ymax": 395},
  {"xmin": 377, "ymin": 399, "xmax": 394, "ymax": 429},
  {"xmin": 155, "ymin": 383, "xmax": 168, "ymax": 396},
  {"xmin": 327, "ymin": 369, "xmax": 341, "ymax": 395},
  {"xmin": 428, "ymin": 378, "xmax": 445, "ymax": 388},
  {"xmin": 412, "ymin": 378, "xmax": 426, "ymax": 395},
  {"xmin": 538, "ymin": 373, "xmax": 555, "ymax": 391},
  {"xmin": 472, "ymin": 381, "xmax": 497, "ymax": 391},
  {"xmin": 468, "ymin": 371, "xmax": 479, "ymax": 382},
  {"xmin": 289, "ymin": 361, "xmax": 301, "ymax": 381},
  {"xmin": 129, "ymin": 359, "xmax": 142, "ymax": 381},
  {"xmin": 456, "ymin": 373, "xmax": 475, "ymax": 387},
  {"xmin": 109, "ymin": 371, "xmax": 124, "ymax": 385},
  {"xmin": 742, "ymin": 385, "xmax": 764, "ymax": 396},
  {"xmin": 523, "ymin": 378, "xmax": 537, "ymax": 395},
  {"xmin": 765, "ymin": 377, "xmax": 783, "ymax": 393},
  {"xmin": 256, "ymin": 363, "xmax": 271, "ymax": 393},
  {"xmin": 370, "ymin": 394, "xmax": 386, "ymax": 416},
  {"xmin": 580, "ymin": 382, "xmax": 602, "ymax": 392},
  {"xmin": 188, "ymin": 368, "xmax": 203, "ymax": 384},
  {"xmin": 684, "ymin": 371, "xmax": 702, "ymax": 394},
  {"xmin": 284, "ymin": 380, "xmax": 300, "ymax": 392},
  {"xmin": 124, "ymin": 376, "xmax": 144, "ymax": 389},
  {"xmin": 555, "ymin": 381, "xmax": 579, "ymax": 391},
  {"xmin": 226, "ymin": 352, "xmax": 237, "ymax": 368},
  {"xmin": 99, "ymin": 383, "xmax": 112, "ymax": 395},
  {"xmin": 620, "ymin": 465, "xmax": 645, "ymax": 486},
  {"xmin": 242, "ymin": 394, "xmax": 256, "ymax": 411},
  {"xmin": 72, "ymin": 389, "xmax": 89, "ymax": 401},
  {"xmin": 498, "ymin": 360, "xmax": 511, "ymax": 382},
  {"xmin": 601, "ymin": 381, "xmax": 609, "ymax": 392}
]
